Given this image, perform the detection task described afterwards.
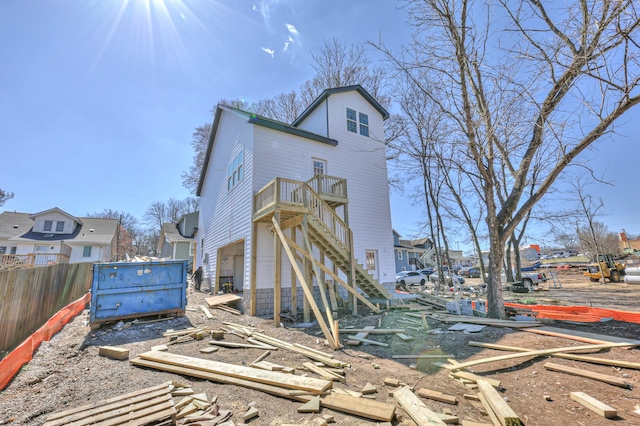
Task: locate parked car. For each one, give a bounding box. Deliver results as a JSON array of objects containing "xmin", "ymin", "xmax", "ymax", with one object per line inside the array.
[
  {"xmin": 396, "ymin": 271, "xmax": 426, "ymax": 287},
  {"xmin": 417, "ymin": 268, "xmax": 434, "ymax": 277},
  {"xmin": 458, "ymin": 267, "xmax": 481, "ymax": 278},
  {"xmin": 429, "ymin": 271, "xmax": 464, "ymax": 286}
]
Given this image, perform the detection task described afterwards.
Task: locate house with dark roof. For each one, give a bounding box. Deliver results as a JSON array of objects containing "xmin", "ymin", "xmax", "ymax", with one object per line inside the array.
[
  {"xmin": 0, "ymin": 208, "xmax": 117, "ymax": 267},
  {"xmin": 196, "ymin": 85, "xmax": 395, "ymax": 317},
  {"xmin": 157, "ymin": 211, "xmax": 198, "ymax": 271}
]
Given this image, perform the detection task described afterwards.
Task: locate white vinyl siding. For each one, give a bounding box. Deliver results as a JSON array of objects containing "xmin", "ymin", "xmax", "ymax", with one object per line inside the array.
[
  {"xmin": 198, "ymin": 110, "xmax": 254, "ymax": 290},
  {"xmin": 294, "ymin": 99, "xmax": 328, "ymax": 136}
]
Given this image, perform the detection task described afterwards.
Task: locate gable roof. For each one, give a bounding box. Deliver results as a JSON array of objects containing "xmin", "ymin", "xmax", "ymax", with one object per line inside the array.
[
  {"xmin": 0, "ymin": 211, "xmax": 117, "ymax": 245},
  {"xmin": 196, "ymin": 104, "xmax": 338, "ymax": 196},
  {"xmin": 292, "ymin": 85, "xmax": 390, "ymax": 127},
  {"xmin": 28, "ymin": 207, "xmax": 82, "ymax": 225},
  {"xmin": 160, "ymin": 223, "xmax": 193, "ymax": 244}
]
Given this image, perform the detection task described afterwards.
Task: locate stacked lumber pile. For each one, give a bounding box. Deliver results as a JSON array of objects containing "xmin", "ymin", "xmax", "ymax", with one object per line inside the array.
[{"xmin": 43, "ymin": 382, "xmax": 176, "ymax": 426}]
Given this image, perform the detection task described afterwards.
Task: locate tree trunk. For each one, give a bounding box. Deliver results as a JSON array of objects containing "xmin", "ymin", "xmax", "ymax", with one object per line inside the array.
[{"xmin": 487, "ymin": 229, "xmax": 506, "ymax": 319}]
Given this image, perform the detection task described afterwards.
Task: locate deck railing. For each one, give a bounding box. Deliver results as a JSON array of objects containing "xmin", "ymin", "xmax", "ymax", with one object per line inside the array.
[
  {"xmin": 306, "ymin": 174, "xmax": 347, "ymax": 200},
  {"xmin": 254, "ymin": 177, "xmax": 350, "ymax": 251},
  {"xmin": 0, "ymin": 253, "xmax": 71, "ymax": 270}
]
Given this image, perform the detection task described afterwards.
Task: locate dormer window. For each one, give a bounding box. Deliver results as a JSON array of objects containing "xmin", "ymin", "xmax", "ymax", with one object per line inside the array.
[
  {"xmin": 56, "ymin": 221, "xmax": 64, "ymax": 232},
  {"xmin": 44, "ymin": 220, "xmax": 53, "ymax": 232}
]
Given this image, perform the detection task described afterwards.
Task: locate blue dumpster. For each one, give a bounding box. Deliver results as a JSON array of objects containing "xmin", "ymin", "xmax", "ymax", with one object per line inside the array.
[{"xmin": 89, "ymin": 260, "xmax": 188, "ymax": 325}]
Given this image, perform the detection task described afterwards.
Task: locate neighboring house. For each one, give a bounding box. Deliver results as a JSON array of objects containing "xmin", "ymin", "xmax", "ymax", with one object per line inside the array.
[
  {"xmin": 0, "ymin": 208, "xmax": 117, "ymax": 267},
  {"xmin": 157, "ymin": 211, "xmax": 199, "ymax": 271},
  {"xmin": 197, "ymin": 85, "xmax": 395, "ymax": 317},
  {"xmin": 393, "ymin": 230, "xmax": 428, "ymax": 272}
]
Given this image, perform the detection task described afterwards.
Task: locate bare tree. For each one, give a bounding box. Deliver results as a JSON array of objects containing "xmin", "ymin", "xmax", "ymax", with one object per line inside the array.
[
  {"xmin": 181, "ymin": 123, "xmax": 212, "ymax": 194},
  {"xmin": 377, "ymin": 0, "xmax": 640, "ymax": 318},
  {"xmin": 86, "ymin": 209, "xmax": 140, "ymax": 260},
  {"xmin": 0, "ymin": 188, "xmax": 14, "ymax": 207}
]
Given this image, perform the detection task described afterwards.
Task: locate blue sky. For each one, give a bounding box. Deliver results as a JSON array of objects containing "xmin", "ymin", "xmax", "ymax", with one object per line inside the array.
[{"xmin": 1, "ymin": 0, "xmax": 638, "ymax": 251}]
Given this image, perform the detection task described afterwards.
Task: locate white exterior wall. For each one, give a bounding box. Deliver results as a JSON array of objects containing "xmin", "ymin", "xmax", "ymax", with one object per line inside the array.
[
  {"xmin": 252, "ymin": 90, "xmax": 395, "ymax": 286},
  {"xmin": 324, "ymin": 92, "xmax": 395, "ymax": 284},
  {"xmin": 296, "ymin": 99, "xmax": 328, "ymax": 136},
  {"xmin": 68, "ymin": 243, "xmax": 111, "ymax": 263},
  {"xmin": 31, "ymin": 212, "xmax": 76, "ymax": 234},
  {"xmin": 198, "ymin": 109, "xmax": 255, "ymax": 291}
]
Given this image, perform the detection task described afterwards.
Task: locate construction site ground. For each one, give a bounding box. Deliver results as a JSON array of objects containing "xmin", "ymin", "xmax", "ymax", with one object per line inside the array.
[{"xmin": 1, "ymin": 268, "xmax": 640, "ymax": 426}]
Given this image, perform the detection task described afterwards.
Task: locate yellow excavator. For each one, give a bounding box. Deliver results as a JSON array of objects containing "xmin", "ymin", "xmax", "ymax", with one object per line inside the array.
[{"xmin": 584, "ymin": 254, "xmax": 626, "ymax": 283}]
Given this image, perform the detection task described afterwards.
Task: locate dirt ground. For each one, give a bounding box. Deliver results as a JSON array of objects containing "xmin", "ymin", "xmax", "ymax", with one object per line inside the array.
[{"xmin": 1, "ymin": 270, "xmax": 640, "ymax": 426}]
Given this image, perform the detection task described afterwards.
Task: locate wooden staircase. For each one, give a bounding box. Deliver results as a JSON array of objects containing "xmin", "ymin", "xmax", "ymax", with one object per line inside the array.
[{"xmin": 253, "ymin": 176, "xmax": 391, "ymax": 300}]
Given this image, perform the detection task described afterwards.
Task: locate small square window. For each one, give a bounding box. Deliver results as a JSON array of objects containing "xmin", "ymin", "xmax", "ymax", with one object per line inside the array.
[
  {"xmin": 44, "ymin": 220, "xmax": 52, "ymax": 232},
  {"xmin": 83, "ymin": 246, "xmax": 92, "ymax": 257},
  {"xmin": 56, "ymin": 221, "xmax": 64, "ymax": 232}
]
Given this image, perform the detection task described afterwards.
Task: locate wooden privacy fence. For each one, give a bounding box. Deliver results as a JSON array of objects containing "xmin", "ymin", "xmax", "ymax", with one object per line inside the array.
[{"xmin": 0, "ymin": 262, "xmax": 93, "ymax": 355}]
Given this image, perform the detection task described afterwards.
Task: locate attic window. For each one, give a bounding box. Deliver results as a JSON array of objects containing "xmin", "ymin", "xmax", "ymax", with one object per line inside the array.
[
  {"xmin": 13, "ymin": 225, "xmax": 18, "ymax": 229},
  {"xmin": 89, "ymin": 228, "xmax": 95, "ymax": 232},
  {"xmin": 346, "ymin": 108, "xmax": 357, "ymax": 133}
]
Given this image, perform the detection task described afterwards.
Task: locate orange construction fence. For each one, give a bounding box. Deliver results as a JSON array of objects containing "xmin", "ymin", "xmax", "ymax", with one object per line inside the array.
[
  {"xmin": 0, "ymin": 292, "xmax": 90, "ymax": 391},
  {"xmin": 504, "ymin": 302, "xmax": 640, "ymax": 323}
]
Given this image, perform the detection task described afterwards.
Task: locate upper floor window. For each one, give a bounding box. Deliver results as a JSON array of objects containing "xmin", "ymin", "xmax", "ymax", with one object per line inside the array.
[
  {"xmin": 346, "ymin": 108, "xmax": 357, "ymax": 133},
  {"xmin": 83, "ymin": 246, "xmax": 92, "ymax": 257},
  {"xmin": 55, "ymin": 221, "xmax": 64, "ymax": 232},
  {"xmin": 227, "ymin": 151, "xmax": 244, "ymax": 190},
  {"xmin": 397, "ymin": 250, "xmax": 403, "ymax": 260},
  {"xmin": 359, "ymin": 113, "xmax": 369, "ymax": 137},
  {"xmin": 44, "ymin": 220, "xmax": 53, "ymax": 232}
]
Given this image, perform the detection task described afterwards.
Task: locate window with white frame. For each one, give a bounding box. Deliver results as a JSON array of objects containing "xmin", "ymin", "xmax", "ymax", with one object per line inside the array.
[
  {"xmin": 313, "ymin": 158, "xmax": 326, "ymax": 176},
  {"xmin": 44, "ymin": 220, "xmax": 53, "ymax": 232},
  {"xmin": 55, "ymin": 221, "xmax": 64, "ymax": 232},
  {"xmin": 35, "ymin": 245, "xmax": 48, "ymax": 252},
  {"xmin": 346, "ymin": 108, "xmax": 357, "ymax": 133},
  {"xmin": 83, "ymin": 246, "xmax": 92, "ymax": 257},
  {"xmin": 359, "ymin": 112, "xmax": 369, "ymax": 136},
  {"xmin": 397, "ymin": 250, "xmax": 403, "ymax": 260},
  {"xmin": 227, "ymin": 150, "xmax": 244, "ymax": 190},
  {"xmin": 10, "ymin": 247, "xmax": 16, "ymax": 254},
  {"xmin": 0, "ymin": 247, "xmax": 6, "ymax": 255}
]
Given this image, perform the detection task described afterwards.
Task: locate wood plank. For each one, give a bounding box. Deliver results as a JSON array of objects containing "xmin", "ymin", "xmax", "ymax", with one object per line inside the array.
[
  {"xmin": 319, "ymin": 393, "xmax": 395, "ymax": 422},
  {"xmin": 544, "ymin": 362, "xmax": 630, "ymax": 388},
  {"xmin": 302, "ymin": 362, "xmax": 345, "ymax": 383},
  {"xmin": 44, "ymin": 383, "xmax": 171, "ymax": 424},
  {"xmin": 444, "ymin": 342, "xmax": 638, "ymax": 371},
  {"xmin": 477, "ymin": 380, "xmax": 523, "ymax": 426},
  {"xmin": 477, "ymin": 393, "xmax": 502, "ymax": 426},
  {"xmin": 570, "ymin": 391, "xmax": 617, "ymax": 418},
  {"xmin": 274, "ymin": 210, "xmax": 282, "ymax": 327},
  {"xmin": 98, "ymin": 346, "xmax": 129, "ymax": 360},
  {"xmin": 339, "ymin": 328, "xmax": 406, "ymax": 334},
  {"xmin": 450, "ymin": 371, "xmax": 501, "ymax": 388},
  {"xmin": 200, "ymin": 305, "xmax": 214, "ymax": 319},
  {"xmin": 392, "ymin": 354, "xmax": 453, "ymax": 359},
  {"xmin": 204, "ymin": 294, "xmax": 242, "ymax": 307},
  {"xmin": 346, "ymin": 325, "xmax": 375, "ymax": 346},
  {"xmin": 297, "ymin": 396, "xmax": 321, "ymax": 413},
  {"xmin": 392, "ymin": 386, "xmax": 446, "ymax": 425},
  {"xmin": 345, "ymin": 336, "xmax": 389, "ymax": 347},
  {"xmin": 251, "ymin": 332, "xmax": 348, "ymax": 368},
  {"xmin": 208, "ymin": 341, "xmax": 278, "ymax": 350},
  {"xmin": 137, "ymin": 351, "xmax": 331, "ymax": 394},
  {"xmin": 130, "ymin": 357, "xmax": 393, "ymax": 422},
  {"xmin": 525, "ymin": 326, "xmax": 640, "ymax": 345},
  {"xmin": 416, "ymin": 388, "xmax": 457, "ymax": 405},
  {"xmin": 395, "ymin": 333, "xmax": 414, "ymax": 341},
  {"xmin": 468, "ymin": 340, "xmax": 640, "ymax": 370},
  {"xmin": 272, "ymin": 217, "xmax": 338, "ymax": 350}
]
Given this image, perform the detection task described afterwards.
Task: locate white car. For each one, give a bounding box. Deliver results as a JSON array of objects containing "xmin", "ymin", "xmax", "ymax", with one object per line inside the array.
[{"xmin": 396, "ymin": 271, "xmax": 427, "ymax": 287}]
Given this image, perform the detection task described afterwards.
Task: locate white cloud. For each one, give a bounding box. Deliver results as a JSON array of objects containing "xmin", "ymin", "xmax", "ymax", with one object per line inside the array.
[
  {"xmin": 261, "ymin": 47, "xmax": 275, "ymax": 58},
  {"xmin": 283, "ymin": 35, "xmax": 294, "ymax": 51},
  {"xmin": 286, "ymin": 23, "xmax": 298, "ymax": 35}
]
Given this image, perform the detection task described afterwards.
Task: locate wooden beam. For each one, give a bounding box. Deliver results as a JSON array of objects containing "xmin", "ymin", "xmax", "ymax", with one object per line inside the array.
[
  {"xmin": 345, "ymin": 336, "xmax": 389, "ymax": 347},
  {"xmin": 449, "ymin": 371, "xmax": 501, "ymax": 388},
  {"xmin": 392, "ymin": 354, "xmax": 453, "ymax": 359},
  {"xmin": 274, "ymin": 211, "xmax": 282, "ymax": 327},
  {"xmin": 284, "ymin": 236, "xmax": 379, "ymax": 313},
  {"xmin": 214, "ymin": 246, "xmax": 221, "ymax": 294},
  {"xmin": 544, "ymin": 362, "xmax": 630, "ymax": 388},
  {"xmin": 137, "ymin": 351, "xmax": 331, "ymax": 394},
  {"xmin": 416, "ymin": 388, "xmax": 457, "ymax": 405},
  {"xmin": 348, "ymin": 230, "xmax": 357, "ymax": 316},
  {"xmin": 392, "ymin": 386, "xmax": 446, "ymax": 425},
  {"xmin": 477, "ymin": 380, "xmax": 523, "ymax": 426},
  {"xmin": 468, "ymin": 340, "xmax": 640, "ymax": 371},
  {"xmin": 290, "ymin": 226, "xmax": 297, "ymax": 316},
  {"xmin": 339, "ymin": 328, "xmax": 406, "ymax": 334},
  {"xmin": 570, "ymin": 392, "xmax": 617, "ymax": 418},
  {"xmin": 445, "ymin": 342, "xmax": 638, "ymax": 371},
  {"xmin": 271, "ymin": 217, "xmax": 337, "ymax": 350},
  {"xmin": 301, "ymin": 216, "xmax": 338, "ymax": 348},
  {"xmin": 477, "ymin": 393, "xmax": 502, "ymax": 426}
]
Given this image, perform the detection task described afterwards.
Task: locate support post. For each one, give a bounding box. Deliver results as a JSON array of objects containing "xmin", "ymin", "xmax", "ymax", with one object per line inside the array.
[
  {"xmin": 348, "ymin": 230, "xmax": 357, "ymax": 316},
  {"xmin": 250, "ymin": 222, "xmax": 258, "ymax": 315},
  {"xmin": 273, "ymin": 211, "xmax": 282, "ymax": 327},
  {"xmin": 290, "ymin": 226, "xmax": 298, "ymax": 316}
]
